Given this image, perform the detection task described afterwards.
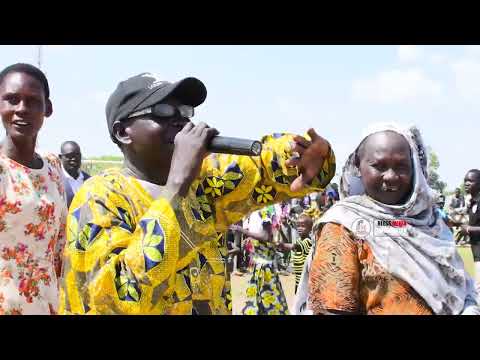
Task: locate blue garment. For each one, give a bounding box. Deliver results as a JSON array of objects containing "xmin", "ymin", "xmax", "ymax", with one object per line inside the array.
[
  {"xmin": 326, "ymin": 188, "xmax": 339, "ymax": 201},
  {"xmin": 435, "ymin": 207, "xmax": 448, "ymax": 222},
  {"xmin": 64, "ymin": 170, "xmax": 91, "ymax": 209}
]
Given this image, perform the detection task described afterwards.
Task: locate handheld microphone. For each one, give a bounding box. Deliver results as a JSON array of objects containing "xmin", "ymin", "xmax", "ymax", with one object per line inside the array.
[{"xmin": 207, "ymin": 136, "xmax": 262, "ymax": 156}]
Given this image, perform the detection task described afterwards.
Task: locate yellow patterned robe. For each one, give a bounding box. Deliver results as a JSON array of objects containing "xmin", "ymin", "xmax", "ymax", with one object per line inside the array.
[{"xmin": 59, "ymin": 133, "xmax": 335, "ymax": 314}]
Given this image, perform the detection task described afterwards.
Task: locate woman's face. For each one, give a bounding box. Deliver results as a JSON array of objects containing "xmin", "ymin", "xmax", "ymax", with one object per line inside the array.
[
  {"xmin": 357, "ymin": 131, "xmax": 413, "ymax": 205},
  {"xmin": 0, "ymin": 72, "xmax": 51, "ymax": 140}
]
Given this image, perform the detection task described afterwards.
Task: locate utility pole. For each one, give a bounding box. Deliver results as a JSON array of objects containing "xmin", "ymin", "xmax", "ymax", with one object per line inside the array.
[{"xmin": 37, "ymin": 45, "xmax": 43, "ymax": 69}]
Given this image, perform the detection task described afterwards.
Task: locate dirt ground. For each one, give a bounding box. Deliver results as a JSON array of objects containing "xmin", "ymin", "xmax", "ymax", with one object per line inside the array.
[{"xmin": 231, "ymin": 272, "xmax": 296, "ymax": 315}]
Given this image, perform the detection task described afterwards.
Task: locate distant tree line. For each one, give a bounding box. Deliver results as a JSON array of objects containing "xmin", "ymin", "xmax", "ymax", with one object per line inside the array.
[{"xmin": 427, "ymin": 147, "xmax": 447, "ymax": 194}]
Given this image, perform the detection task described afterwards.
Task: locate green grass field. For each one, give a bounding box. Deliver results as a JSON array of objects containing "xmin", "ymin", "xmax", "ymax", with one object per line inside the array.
[{"xmin": 458, "ymin": 246, "xmax": 475, "ymax": 277}]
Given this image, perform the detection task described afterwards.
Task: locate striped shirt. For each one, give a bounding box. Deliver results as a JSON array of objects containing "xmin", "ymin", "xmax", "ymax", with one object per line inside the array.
[{"xmin": 291, "ymin": 237, "xmax": 313, "ymax": 291}]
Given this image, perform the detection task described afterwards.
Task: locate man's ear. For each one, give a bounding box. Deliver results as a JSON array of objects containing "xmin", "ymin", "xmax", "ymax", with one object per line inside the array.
[
  {"xmin": 113, "ymin": 121, "xmax": 132, "ymax": 146},
  {"xmin": 45, "ymin": 99, "xmax": 53, "ymax": 117}
]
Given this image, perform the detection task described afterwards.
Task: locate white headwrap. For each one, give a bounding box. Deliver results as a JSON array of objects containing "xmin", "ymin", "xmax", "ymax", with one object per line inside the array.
[{"xmin": 294, "ymin": 123, "xmax": 479, "ymax": 315}]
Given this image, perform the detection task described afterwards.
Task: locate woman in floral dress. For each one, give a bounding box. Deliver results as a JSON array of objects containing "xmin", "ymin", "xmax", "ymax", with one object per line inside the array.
[
  {"xmin": 0, "ymin": 63, "xmax": 67, "ymax": 315},
  {"xmin": 231, "ymin": 211, "xmax": 289, "ymax": 315}
]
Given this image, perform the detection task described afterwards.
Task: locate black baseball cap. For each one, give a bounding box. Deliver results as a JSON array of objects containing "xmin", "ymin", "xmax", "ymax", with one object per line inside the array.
[{"xmin": 106, "ymin": 72, "xmax": 207, "ymax": 138}]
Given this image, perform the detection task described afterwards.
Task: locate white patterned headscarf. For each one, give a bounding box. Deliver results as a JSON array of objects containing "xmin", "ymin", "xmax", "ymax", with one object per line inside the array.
[{"xmin": 294, "ymin": 123, "xmax": 479, "ymax": 315}]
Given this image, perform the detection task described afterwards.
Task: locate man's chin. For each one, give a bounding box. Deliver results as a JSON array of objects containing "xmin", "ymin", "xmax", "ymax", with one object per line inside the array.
[
  {"xmin": 65, "ymin": 167, "xmax": 80, "ymax": 174},
  {"xmin": 154, "ymin": 145, "xmax": 174, "ymax": 165}
]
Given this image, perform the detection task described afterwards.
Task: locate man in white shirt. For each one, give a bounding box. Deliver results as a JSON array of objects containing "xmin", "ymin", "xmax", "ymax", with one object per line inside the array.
[{"xmin": 59, "ymin": 141, "xmax": 90, "ymax": 208}]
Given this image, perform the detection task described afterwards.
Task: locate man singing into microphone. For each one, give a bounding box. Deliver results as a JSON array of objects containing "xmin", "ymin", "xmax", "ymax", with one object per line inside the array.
[{"xmin": 59, "ymin": 73, "xmax": 336, "ymax": 315}]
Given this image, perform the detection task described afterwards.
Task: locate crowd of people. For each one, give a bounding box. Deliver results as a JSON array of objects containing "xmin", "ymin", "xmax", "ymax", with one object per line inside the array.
[
  {"xmin": 227, "ymin": 194, "xmax": 331, "ymax": 314},
  {"xmin": 0, "ymin": 62, "xmax": 478, "ymax": 315}
]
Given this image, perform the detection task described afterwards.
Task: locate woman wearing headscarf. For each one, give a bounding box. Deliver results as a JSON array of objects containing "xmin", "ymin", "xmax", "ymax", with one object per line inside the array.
[{"xmin": 295, "ymin": 123, "xmax": 478, "ymax": 315}]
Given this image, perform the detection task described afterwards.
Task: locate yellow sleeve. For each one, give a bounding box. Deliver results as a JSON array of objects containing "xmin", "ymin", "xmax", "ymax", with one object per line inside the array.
[
  {"xmin": 183, "ymin": 133, "xmax": 336, "ymax": 234},
  {"xmin": 58, "ymin": 175, "xmax": 183, "ymax": 315}
]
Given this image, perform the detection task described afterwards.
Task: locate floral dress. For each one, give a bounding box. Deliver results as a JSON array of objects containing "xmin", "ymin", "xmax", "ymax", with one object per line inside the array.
[
  {"xmin": 0, "ymin": 152, "xmax": 67, "ymax": 315},
  {"xmin": 242, "ymin": 238, "xmax": 289, "ymax": 315}
]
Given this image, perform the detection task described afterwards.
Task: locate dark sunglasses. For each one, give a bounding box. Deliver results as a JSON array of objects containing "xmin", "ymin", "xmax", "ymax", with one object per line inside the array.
[{"xmin": 127, "ymin": 103, "xmax": 194, "ymax": 120}]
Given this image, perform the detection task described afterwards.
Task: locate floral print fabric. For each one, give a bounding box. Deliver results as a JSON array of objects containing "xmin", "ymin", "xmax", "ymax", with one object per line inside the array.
[
  {"xmin": 0, "ymin": 152, "xmax": 67, "ymax": 315},
  {"xmin": 59, "ymin": 133, "xmax": 335, "ymax": 315},
  {"xmin": 242, "ymin": 240, "xmax": 289, "ymax": 315},
  {"xmin": 309, "ymin": 223, "xmax": 433, "ymax": 315}
]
